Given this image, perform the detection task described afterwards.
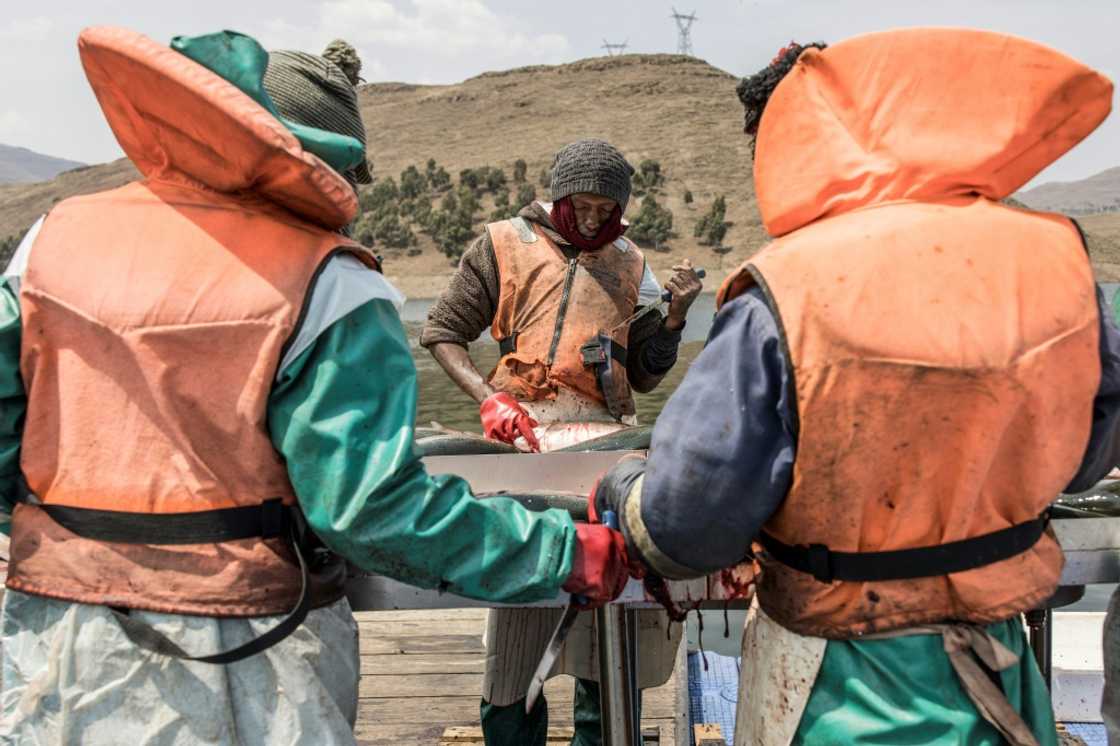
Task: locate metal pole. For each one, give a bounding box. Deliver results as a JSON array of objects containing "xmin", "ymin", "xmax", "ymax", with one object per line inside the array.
[
  {"xmin": 625, "ymin": 608, "xmax": 641, "ymax": 740},
  {"xmin": 597, "ymin": 603, "xmax": 640, "ymax": 745},
  {"xmin": 1025, "ymin": 608, "xmax": 1052, "ymax": 688}
]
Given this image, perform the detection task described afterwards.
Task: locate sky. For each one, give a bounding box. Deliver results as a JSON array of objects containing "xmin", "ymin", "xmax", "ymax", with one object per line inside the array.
[{"xmin": 0, "ymin": 0, "xmax": 1116, "ymax": 187}]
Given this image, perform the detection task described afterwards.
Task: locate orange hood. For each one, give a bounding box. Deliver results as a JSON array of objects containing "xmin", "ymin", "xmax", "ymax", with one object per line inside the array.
[
  {"xmin": 754, "ymin": 28, "xmax": 1113, "ymax": 237},
  {"xmin": 78, "ymin": 27, "xmax": 358, "ymax": 229}
]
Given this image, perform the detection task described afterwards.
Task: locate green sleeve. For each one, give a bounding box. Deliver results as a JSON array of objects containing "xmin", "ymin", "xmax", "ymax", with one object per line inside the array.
[
  {"xmin": 0, "ymin": 278, "xmax": 24, "ymax": 536},
  {"xmin": 268, "ymin": 297, "xmax": 576, "ymax": 603}
]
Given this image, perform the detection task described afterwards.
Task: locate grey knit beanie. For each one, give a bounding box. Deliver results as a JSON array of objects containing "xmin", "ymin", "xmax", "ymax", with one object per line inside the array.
[
  {"xmin": 264, "ymin": 44, "xmax": 373, "ymax": 185},
  {"xmin": 550, "ymin": 139, "xmax": 634, "ymax": 208}
]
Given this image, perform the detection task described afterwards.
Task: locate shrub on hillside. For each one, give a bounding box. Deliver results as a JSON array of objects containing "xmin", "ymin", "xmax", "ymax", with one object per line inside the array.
[
  {"xmin": 632, "ymin": 159, "xmax": 664, "ymax": 196},
  {"xmin": 490, "ymin": 188, "xmax": 517, "ymax": 221},
  {"xmin": 694, "ymin": 195, "xmax": 729, "ymax": 247},
  {"xmin": 485, "ymin": 168, "xmax": 508, "ymax": 193},
  {"xmin": 373, "ymin": 213, "xmax": 417, "ymax": 249},
  {"xmin": 427, "ymin": 160, "xmax": 452, "ymax": 192},
  {"xmin": 684, "ymin": 190, "xmax": 693, "ymax": 205},
  {"xmin": 0, "ymin": 228, "xmax": 29, "ymax": 269},
  {"xmin": 425, "ymin": 209, "xmax": 475, "ymax": 260},
  {"xmin": 513, "ymin": 159, "xmax": 528, "ymax": 183},
  {"xmin": 459, "ymin": 168, "xmax": 481, "ymax": 193},
  {"xmin": 538, "ymin": 168, "xmax": 551, "ymax": 189},
  {"xmin": 457, "ymin": 186, "xmax": 481, "ymax": 218},
  {"xmin": 628, "ymin": 195, "xmax": 674, "ymax": 251},
  {"xmin": 360, "ymin": 178, "xmax": 400, "ymax": 218},
  {"xmin": 409, "ymin": 197, "xmax": 433, "ymax": 226},
  {"xmin": 400, "ymin": 165, "xmax": 426, "ymax": 199},
  {"xmin": 516, "ymin": 183, "xmax": 538, "ymax": 209}
]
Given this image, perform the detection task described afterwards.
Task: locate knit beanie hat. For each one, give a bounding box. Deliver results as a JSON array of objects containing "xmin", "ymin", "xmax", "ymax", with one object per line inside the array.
[
  {"xmin": 264, "ymin": 42, "xmax": 373, "ymax": 185},
  {"xmin": 550, "ymin": 139, "xmax": 634, "ymax": 208}
]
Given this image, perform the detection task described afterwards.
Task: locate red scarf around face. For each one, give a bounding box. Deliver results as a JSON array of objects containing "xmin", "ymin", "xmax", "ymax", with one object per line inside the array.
[{"xmin": 550, "ymin": 196, "xmax": 625, "ymax": 251}]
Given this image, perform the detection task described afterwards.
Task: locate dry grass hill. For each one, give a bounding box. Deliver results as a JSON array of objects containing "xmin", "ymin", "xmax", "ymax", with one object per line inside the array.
[{"xmin": 1, "ymin": 53, "xmax": 1117, "ymax": 293}]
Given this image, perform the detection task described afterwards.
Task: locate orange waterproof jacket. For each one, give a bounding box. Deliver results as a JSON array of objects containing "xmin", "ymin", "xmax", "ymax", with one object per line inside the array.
[
  {"xmin": 717, "ymin": 29, "xmax": 1112, "ymax": 638},
  {"xmin": 7, "ymin": 27, "xmax": 376, "ymax": 617},
  {"xmin": 488, "ymin": 217, "xmax": 645, "ymax": 418}
]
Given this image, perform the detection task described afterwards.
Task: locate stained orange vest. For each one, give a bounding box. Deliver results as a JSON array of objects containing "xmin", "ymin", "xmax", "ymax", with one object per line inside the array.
[
  {"xmin": 6, "ymin": 27, "xmax": 376, "ymax": 618},
  {"xmin": 715, "ymin": 29, "xmax": 1112, "ymax": 638},
  {"xmin": 488, "ymin": 217, "xmax": 645, "ymax": 418}
]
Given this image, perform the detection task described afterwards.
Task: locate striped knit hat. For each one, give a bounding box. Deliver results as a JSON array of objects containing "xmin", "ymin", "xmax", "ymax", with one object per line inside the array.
[{"xmin": 263, "ymin": 42, "xmax": 373, "ymax": 184}]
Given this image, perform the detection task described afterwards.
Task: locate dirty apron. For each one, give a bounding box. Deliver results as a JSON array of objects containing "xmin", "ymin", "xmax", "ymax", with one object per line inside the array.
[
  {"xmin": 734, "ymin": 601, "xmax": 1057, "ymax": 746},
  {"xmin": 0, "ymin": 590, "xmax": 361, "ymax": 745},
  {"xmin": 484, "ymin": 390, "xmax": 679, "ymax": 706}
]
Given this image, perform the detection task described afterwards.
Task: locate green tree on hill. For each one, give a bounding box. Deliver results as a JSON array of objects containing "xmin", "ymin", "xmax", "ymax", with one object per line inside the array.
[
  {"xmin": 0, "ymin": 227, "xmax": 28, "ymax": 269},
  {"xmin": 515, "ymin": 183, "xmax": 537, "ymax": 209},
  {"xmin": 490, "ymin": 187, "xmax": 515, "ymax": 221},
  {"xmin": 428, "ymin": 162, "xmax": 451, "ymax": 192},
  {"xmin": 628, "ymin": 195, "xmax": 674, "ymax": 251},
  {"xmin": 399, "ymin": 165, "xmax": 426, "ymax": 199},
  {"xmin": 459, "ymin": 168, "xmax": 481, "ymax": 193},
  {"xmin": 485, "ymin": 168, "xmax": 508, "ymax": 193},
  {"xmin": 632, "ymin": 159, "xmax": 664, "ymax": 196},
  {"xmin": 360, "ymin": 177, "xmax": 399, "ymax": 218},
  {"xmin": 694, "ymin": 195, "xmax": 729, "ymax": 247},
  {"xmin": 372, "ymin": 213, "xmax": 417, "ymax": 249}
]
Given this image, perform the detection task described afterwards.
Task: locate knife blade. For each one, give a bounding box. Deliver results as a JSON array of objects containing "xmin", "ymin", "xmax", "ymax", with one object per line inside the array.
[{"xmin": 524, "ymin": 510, "xmax": 619, "ymax": 713}]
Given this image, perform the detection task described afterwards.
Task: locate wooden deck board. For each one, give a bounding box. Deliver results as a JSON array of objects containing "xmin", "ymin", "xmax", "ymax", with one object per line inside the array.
[{"xmin": 354, "ymin": 610, "xmax": 687, "ymax": 745}]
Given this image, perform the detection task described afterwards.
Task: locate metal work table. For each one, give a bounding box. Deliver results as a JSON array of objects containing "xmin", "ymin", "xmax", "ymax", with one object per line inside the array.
[{"xmin": 345, "ymin": 450, "xmax": 1120, "ymax": 745}]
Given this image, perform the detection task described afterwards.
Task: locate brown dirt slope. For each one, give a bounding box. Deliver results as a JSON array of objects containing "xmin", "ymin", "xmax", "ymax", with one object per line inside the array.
[
  {"xmin": 1081, "ymin": 212, "xmax": 1120, "ymax": 281},
  {"xmin": 1, "ymin": 53, "xmax": 1116, "ymax": 294}
]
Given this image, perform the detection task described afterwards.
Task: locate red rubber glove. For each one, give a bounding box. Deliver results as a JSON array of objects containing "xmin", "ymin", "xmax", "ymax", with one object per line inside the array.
[
  {"xmin": 479, "ymin": 392, "xmax": 540, "ymax": 452},
  {"xmin": 562, "ymin": 523, "xmax": 630, "ymax": 609}
]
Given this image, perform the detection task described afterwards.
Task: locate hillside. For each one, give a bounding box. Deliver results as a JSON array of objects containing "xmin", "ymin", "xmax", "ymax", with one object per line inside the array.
[
  {"xmin": 1, "ymin": 53, "xmax": 1117, "ymax": 295},
  {"xmin": 1017, "ymin": 167, "xmax": 1120, "ymax": 215},
  {"xmin": 1082, "ymin": 212, "xmax": 1120, "ymax": 281},
  {"xmin": 0, "ymin": 144, "xmax": 85, "ymax": 184}
]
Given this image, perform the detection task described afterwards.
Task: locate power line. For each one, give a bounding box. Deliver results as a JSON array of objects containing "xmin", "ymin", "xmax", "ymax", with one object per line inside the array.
[
  {"xmin": 601, "ymin": 39, "xmax": 630, "ymax": 57},
  {"xmin": 670, "ymin": 7, "xmax": 698, "ymax": 56}
]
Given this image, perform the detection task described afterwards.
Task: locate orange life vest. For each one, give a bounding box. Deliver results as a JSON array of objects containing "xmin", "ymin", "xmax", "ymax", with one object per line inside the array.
[
  {"xmin": 488, "ymin": 217, "xmax": 645, "ymax": 419},
  {"xmin": 7, "ymin": 27, "xmax": 376, "ymax": 618},
  {"xmin": 716, "ymin": 28, "xmax": 1112, "ymax": 638}
]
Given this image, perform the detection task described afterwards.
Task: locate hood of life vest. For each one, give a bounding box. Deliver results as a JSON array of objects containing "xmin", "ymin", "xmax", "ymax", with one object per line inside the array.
[
  {"xmin": 753, "ymin": 28, "xmax": 1113, "ymax": 237},
  {"xmin": 76, "ymin": 26, "xmax": 358, "ymax": 230}
]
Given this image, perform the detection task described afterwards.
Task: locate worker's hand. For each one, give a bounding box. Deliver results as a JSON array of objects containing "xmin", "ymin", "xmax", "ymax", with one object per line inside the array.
[
  {"xmin": 664, "ymin": 259, "xmax": 703, "ymax": 330},
  {"xmin": 587, "ymin": 457, "xmax": 649, "ymax": 580},
  {"xmin": 479, "ymin": 392, "xmax": 540, "ymax": 452},
  {"xmin": 563, "ymin": 523, "xmax": 631, "ymax": 609},
  {"xmin": 588, "ymin": 456, "xmax": 646, "ymax": 525}
]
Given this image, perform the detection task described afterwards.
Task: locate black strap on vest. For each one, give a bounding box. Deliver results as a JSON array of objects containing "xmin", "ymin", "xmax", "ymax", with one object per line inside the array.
[
  {"xmin": 579, "ymin": 337, "xmax": 628, "ymax": 368},
  {"xmin": 38, "ymin": 498, "xmax": 312, "ymax": 665},
  {"xmin": 758, "ymin": 512, "xmax": 1049, "ymax": 584},
  {"xmin": 498, "ymin": 332, "xmax": 519, "ymax": 357}
]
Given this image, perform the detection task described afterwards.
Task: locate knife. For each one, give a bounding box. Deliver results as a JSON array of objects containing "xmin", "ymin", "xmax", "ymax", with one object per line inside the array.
[{"xmin": 524, "ymin": 510, "xmax": 619, "ymax": 713}]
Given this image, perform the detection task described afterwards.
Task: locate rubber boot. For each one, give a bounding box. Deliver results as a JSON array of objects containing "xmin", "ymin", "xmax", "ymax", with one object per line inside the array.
[
  {"xmin": 571, "ymin": 678, "xmax": 603, "ymax": 746},
  {"xmin": 480, "ymin": 695, "xmax": 549, "ymax": 746}
]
